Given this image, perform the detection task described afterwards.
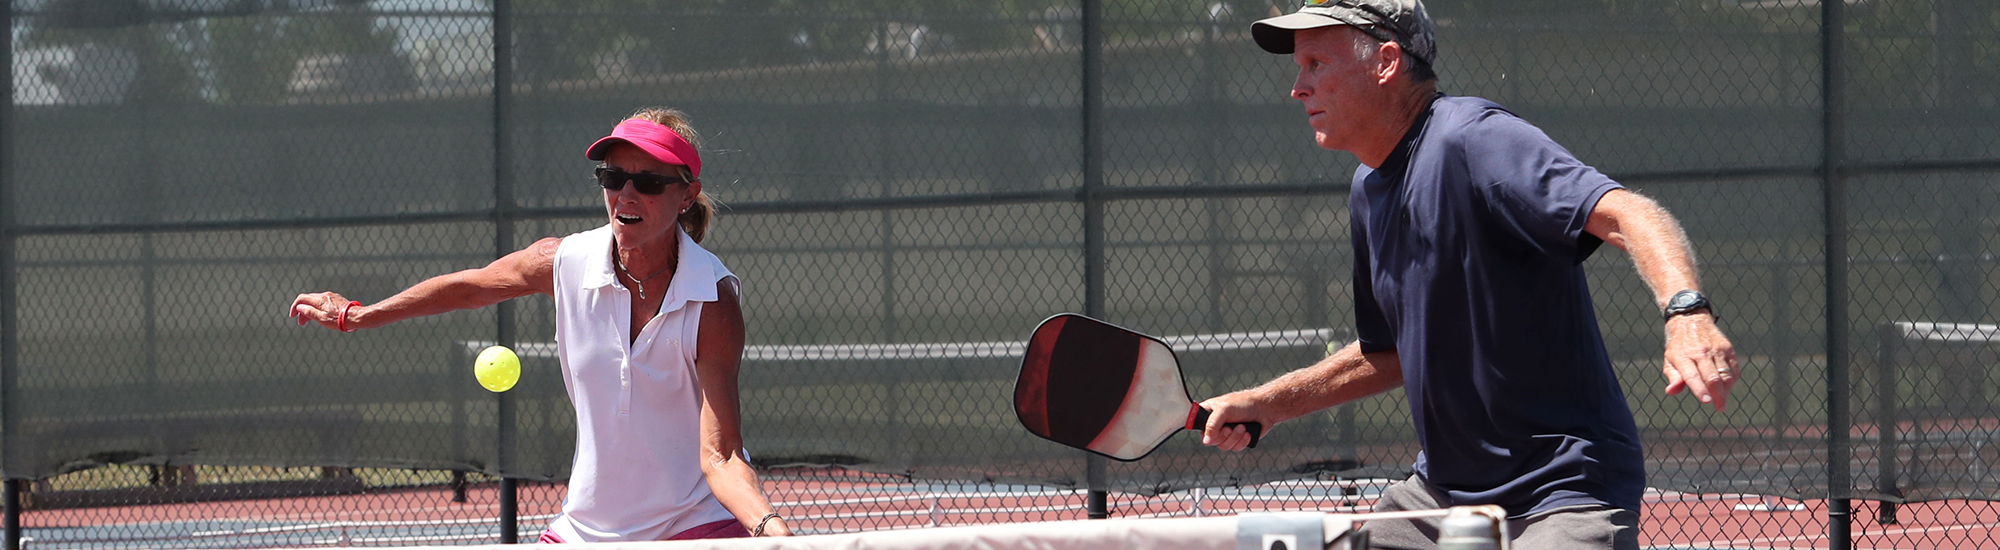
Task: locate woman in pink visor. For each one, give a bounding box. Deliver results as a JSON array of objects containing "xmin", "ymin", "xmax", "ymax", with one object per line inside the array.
[{"xmin": 289, "ymin": 107, "xmax": 790, "ymax": 541}]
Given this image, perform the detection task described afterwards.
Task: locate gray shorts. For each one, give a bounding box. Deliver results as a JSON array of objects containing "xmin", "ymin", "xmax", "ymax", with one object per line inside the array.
[{"xmin": 1361, "ymin": 476, "xmax": 1639, "ymax": 550}]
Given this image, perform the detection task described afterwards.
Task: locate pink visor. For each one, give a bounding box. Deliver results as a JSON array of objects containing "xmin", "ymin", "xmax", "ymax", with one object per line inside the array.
[{"xmin": 584, "ymin": 119, "xmax": 701, "ymax": 179}]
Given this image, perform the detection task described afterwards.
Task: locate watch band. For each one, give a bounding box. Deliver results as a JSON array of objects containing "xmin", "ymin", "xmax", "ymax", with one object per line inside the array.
[{"xmin": 1662, "ymin": 290, "xmax": 1713, "ymax": 321}]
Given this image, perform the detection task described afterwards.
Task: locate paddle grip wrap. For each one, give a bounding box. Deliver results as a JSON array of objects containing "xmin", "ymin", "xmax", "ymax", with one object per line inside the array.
[{"xmin": 1188, "ymin": 405, "xmax": 1263, "ymax": 448}]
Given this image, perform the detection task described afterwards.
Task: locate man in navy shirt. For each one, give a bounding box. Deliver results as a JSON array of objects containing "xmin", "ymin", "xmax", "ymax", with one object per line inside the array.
[{"xmin": 1197, "ymin": 2, "xmax": 1739, "ymax": 549}]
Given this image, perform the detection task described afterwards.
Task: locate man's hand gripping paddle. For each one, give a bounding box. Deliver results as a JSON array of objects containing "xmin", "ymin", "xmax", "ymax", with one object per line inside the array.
[{"xmin": 1013, "ymin": 314, "xmax": 1262, "ymax": 461}]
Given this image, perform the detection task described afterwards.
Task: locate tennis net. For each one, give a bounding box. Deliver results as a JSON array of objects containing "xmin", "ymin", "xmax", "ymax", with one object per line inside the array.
[
  {"xmin": 1871, "ymin": 322, "xmax": 2000, "ymax": 521},
  {"xmin": 530, "ymin": 507, "xmax": 1506, "ymax": 550}
]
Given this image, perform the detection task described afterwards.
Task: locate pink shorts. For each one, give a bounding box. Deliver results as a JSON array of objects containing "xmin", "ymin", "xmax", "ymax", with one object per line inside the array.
[{"xmin": 539, "ymin": 519, "xmax": 750, "ymax": 543}]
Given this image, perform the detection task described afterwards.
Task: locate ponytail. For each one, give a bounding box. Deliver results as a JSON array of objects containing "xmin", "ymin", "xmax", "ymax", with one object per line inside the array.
[{"xmin": 681, "ymin": 192, "xmax": 714, "ymax": 244}]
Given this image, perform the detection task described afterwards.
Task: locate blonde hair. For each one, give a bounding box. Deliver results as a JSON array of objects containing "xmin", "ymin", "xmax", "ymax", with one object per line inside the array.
[{"xmin": 625, "ymin": 107, "xmax": 715, "ymax": 243}]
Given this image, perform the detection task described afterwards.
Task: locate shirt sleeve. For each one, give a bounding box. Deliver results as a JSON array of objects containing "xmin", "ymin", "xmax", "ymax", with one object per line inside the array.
[
  {"xmin": 1457, "ymin": 110, "xmax": 1623, "ymax": 262},
  {"xmin": 1350, "ymin": 199, "xmax": 1396, "ymax": 354}
]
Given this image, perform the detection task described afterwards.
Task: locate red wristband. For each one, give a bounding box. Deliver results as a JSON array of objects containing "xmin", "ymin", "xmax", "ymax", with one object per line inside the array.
[{"xmin": 338, "ymin": 301, "xmax": 361, "ymax": 333}]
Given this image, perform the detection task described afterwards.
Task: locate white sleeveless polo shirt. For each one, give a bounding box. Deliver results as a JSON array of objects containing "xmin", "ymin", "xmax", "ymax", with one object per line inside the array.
[{"xmin": 544, "ymin": 224, "xmax": 737, "ymax": 542}]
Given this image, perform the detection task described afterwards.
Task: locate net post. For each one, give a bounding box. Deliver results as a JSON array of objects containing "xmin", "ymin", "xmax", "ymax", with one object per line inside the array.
[
  {"xmin": 1873, "ymin": 323, "xmax": 1902, "ymax": 525},
  {"xmin": 1086, "ymin": 455, "xmax": 1108, "ymax": 519},
  {"xmin": 1767, "ymin": 243, "xmax": 1798, "ymax": 435},
  {"xmin": 500, "ymin": 478, "xmax": 519, "ymax": 543},
  {"xmin": 3, "ymin": 479, "xmax": 18, "ymax": 550}
]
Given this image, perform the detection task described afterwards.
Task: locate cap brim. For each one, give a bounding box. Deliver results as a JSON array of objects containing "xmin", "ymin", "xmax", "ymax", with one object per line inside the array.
[
  {"xmin": 585, "ymin": 136, "xmax": 694, "ymax": 170},
  {"xmin": 1250, "ymin": 12, "xmax": 1352, "ymax": 54},
  {"xmin": 585, "ymin": 136, "xmax": 628, "ymax": 161},
  {"xmin": 586, "ymin": 119, "xmax": 704, "ymax": 178}
]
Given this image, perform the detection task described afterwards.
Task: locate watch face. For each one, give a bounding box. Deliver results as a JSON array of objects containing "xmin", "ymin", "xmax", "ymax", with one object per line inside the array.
[{"xmin": 1668, "ymin": 291, "xmax": 1708, "ymax": 312}]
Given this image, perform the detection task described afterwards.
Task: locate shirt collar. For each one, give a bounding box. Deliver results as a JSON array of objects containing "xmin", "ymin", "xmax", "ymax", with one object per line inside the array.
[
  {"xmin": 1378, "ymin": 92, "xmax": 1443, "ymax": 175},
  {"xmin": 579, "ymin": 228, "xmax": 620, "ymax": 291},
  {"xmin": 580, "ymin": 226, "xmax": 721, "ymax": 309},
  {"xmin": 658, "ymin": 228, "xmax": 721, "ymax": 309}
]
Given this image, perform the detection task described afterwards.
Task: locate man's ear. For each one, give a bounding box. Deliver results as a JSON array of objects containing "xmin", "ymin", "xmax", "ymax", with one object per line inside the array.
[{"xmin": 1375, "ymin": 40, "xmax": 1405, "ymax": 85}]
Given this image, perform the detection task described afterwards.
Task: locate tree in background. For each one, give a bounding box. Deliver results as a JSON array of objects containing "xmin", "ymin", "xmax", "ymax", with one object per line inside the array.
[
  {"xmin": 19, "ymin": 0, "xmax": 427, "ymax": 105},
  {"xmin": 282, "ymin": 0, "xmax": 416, "ymax": 100},
  {"xmin": 19, "ymin": 0, "xmax": 203, "ymax": 104},
  {"xmin": 207, "ymin": 0, "xmax": 304, "ymax": 104}
]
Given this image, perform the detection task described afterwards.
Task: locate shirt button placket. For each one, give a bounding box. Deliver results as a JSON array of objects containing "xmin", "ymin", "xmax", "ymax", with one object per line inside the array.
[{"xmin": 618, "ymin": 357, "xmax": 632, "ymax": 415}]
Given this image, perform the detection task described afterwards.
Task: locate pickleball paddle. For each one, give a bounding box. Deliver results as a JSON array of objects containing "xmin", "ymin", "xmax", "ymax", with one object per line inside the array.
[{"xmin": 1014, "ymin": 313, "xmax": 1262, "ymax": 461}]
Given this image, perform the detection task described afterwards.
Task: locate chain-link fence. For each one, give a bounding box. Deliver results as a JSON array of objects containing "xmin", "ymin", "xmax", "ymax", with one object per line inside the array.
[{"xmin": 2, "ymin": 0, "xmax": 1997, "ymax": 548}]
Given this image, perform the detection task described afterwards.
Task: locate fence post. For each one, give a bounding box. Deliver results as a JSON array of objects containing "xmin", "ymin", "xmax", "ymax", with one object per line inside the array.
[
  {"xmin": 1, "ymin": 2, "xmax": 20, "ymax": 548},
  {"xmin": 1199, "ymin": 9, "xmax": 1228, "ymax": 332},
  {"xmin": 871, "ymin": 13, "xmax": 906, "ymax": 462},
  {"xmin": 1820, "ymin": 0, "xmax": 1852, "ymax": 548},
  {"xmin": 1080, "ymin": 0, "xmax": 1110, "ymax": 521},
  {"xmin": 874, "ymin": 14, "xmax": 899, "ymax": 345},
  {"xmin": 491, "ymin": 0, "xmax": 520, "ymax": 543}
]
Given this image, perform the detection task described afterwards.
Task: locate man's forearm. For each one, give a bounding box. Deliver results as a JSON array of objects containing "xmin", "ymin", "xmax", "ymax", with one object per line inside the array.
[
  {"xmin": 1251, "ymin": 341, "xmax": 1403, "ymax": 423},
  {"xmin": 1592, "ymin": 190, "xmax": 1702, "ymax": 306}
]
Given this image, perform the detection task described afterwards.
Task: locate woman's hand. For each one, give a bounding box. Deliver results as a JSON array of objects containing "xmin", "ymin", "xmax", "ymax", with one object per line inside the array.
[{"xmin": 289, "ymin": 292, "xmax": 360, "ymax": 332}]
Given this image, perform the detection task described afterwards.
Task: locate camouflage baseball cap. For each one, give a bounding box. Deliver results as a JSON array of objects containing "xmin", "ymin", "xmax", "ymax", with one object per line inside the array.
[{"xmin": 1251, "ymin": 0, "xmax": 1435, "ymax": 65}]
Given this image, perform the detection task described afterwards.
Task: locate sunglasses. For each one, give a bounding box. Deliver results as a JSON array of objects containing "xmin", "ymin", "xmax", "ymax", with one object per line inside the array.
[{"xmin": 594, "ymin": 167, "xmax": 691, "ymax": 195}]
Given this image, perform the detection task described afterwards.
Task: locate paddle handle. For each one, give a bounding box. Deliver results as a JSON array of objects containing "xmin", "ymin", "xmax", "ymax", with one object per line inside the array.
[{"xmin": 1188, "ymin": 405, "xmax": 1263, "ymax": 448}]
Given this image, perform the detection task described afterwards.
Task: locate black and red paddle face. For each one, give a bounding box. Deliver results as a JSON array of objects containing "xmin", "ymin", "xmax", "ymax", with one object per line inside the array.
[{"xmin": 1014, "ymin": 314, "xmax": 1259, "ymax": 461}]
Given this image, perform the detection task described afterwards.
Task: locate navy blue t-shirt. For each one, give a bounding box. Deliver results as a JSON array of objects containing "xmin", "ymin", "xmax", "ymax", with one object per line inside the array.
[{"xmin": 1350, "ymin": 95, "xmax": 1644, "ymax": 517}]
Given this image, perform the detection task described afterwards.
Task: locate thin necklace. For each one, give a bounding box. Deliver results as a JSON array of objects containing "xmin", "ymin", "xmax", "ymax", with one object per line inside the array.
[{"xmin": 616, "ymin": 254, "xmax": 673, "ymax": 300}]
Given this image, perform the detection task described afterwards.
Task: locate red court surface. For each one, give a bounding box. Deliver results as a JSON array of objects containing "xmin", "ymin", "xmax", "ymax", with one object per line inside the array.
[{"xmin": 21, "ymin": 474, "xmax": 2000, "ymax": 548}]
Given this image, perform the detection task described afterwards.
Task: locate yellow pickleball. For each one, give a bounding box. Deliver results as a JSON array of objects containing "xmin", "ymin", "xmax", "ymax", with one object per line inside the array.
[{"xmin": 474, "ymin": 345, "xmax": 520, "ymax": 393}]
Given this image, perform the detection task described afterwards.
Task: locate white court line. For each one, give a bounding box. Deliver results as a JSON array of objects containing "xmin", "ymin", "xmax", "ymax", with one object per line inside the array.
[
  {"xmin": 186, "ymin": 513, "xmax": 559, "ymax": 538},
  {"xmin": 1684, "ymin": 520, "xmax": 2000, "ymax": 549},
  {"xmin": 206, "ymin": 502, "xmax": 557, "ymax": 526},
  {"xmin": 271, "ymin": 534, "xmax": 527, "ymax": 549}
]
